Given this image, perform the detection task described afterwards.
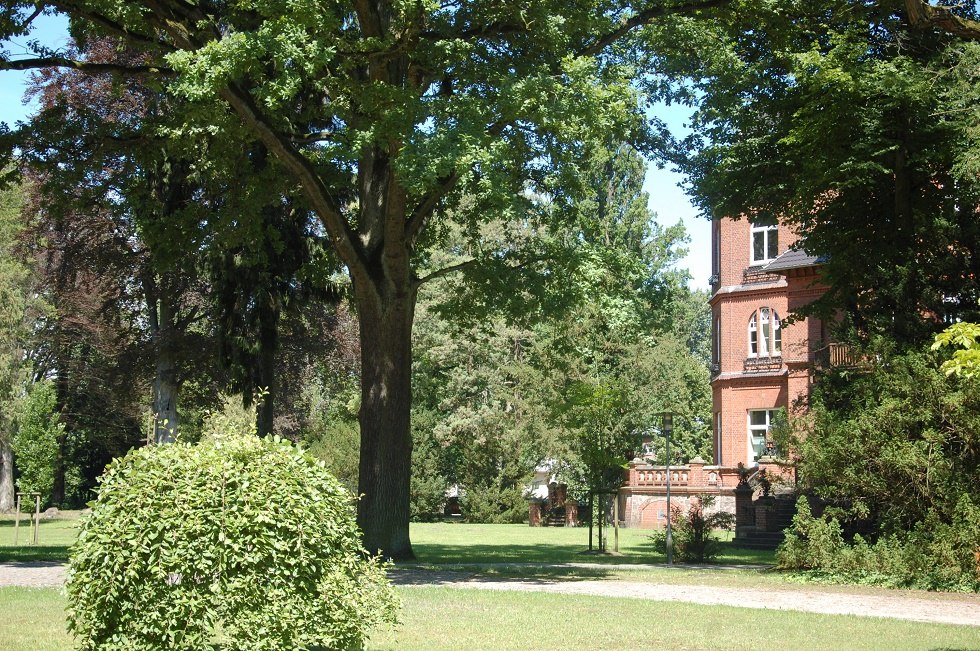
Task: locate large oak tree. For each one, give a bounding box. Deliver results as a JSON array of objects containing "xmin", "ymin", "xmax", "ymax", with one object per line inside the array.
[{"xmin": 0, "ymin": 1, "xmax": 730, "ymax": 558}]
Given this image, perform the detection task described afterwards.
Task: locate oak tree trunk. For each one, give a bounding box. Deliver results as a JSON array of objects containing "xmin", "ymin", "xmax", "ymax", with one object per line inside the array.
[{"xmin": 354, "ymin": 275, "xmax": 416, "ymax": 560}]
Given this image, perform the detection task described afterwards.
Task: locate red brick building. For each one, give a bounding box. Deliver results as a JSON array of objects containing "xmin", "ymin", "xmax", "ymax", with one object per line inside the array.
[
  {"xmin": 709, "ymin": 217, "xmax": 825, "ymax": 467},
  {"xmin": 618, "ymin": 217, "xmax": 825, "ymax": 530}
]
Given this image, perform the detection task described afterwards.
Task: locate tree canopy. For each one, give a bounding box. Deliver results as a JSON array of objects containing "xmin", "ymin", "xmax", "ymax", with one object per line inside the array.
[
  {"xmin": 0, "ymin": 0, "xmax": 732, "ymax": 557},
  {"xmin": 653, "ymin": 0, "xmax": 980, "ymax": 343}
]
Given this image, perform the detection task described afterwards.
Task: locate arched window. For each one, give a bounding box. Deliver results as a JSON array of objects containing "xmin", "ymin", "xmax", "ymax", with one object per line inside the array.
[{"xmin": 748, "ymin": 308, "xmax": 781, "ymax": 357}]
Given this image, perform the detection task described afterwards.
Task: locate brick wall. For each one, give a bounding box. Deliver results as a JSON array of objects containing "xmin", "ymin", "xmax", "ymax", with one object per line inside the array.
[{"xmin": 710, "ymin": 217, "xmax": 824, "ymax": 468}]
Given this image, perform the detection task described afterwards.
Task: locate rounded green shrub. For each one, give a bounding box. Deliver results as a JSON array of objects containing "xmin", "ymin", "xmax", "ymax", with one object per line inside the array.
[{"xmin": 66, "ymin": 428, "xmax": 397, "ymax": 650}]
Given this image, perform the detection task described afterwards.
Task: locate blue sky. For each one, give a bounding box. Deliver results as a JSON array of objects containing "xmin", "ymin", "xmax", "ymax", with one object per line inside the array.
[
  {"xmin": 0, "ymin": 13, "xmax": 711, "ymax": 289},
  {"xmin": 641, "ymin": 102, "xmax": 712, "ymax": 290}
]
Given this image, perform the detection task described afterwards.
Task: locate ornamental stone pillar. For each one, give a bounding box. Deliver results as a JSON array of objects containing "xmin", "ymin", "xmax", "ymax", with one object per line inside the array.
[{"xmin": 528, "ymin": 502, "xmax": 542, "ymax": 527}]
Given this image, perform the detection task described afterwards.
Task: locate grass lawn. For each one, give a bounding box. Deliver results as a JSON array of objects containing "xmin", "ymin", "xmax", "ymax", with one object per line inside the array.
[
  {"xmin": 2, "ymin": 586, "xmax": 978, "ymax": 651},
  {"xmin": 410, "ymin": 522, "xmax": 776, "ymax": 566},
  {"xmin": 0, "ymin": 518, "xmax": 80, "ymax": 563},
  {"xmin": 0, "ymin": 518, "xmax": 775, "ymax": 567},
  {"xmin": 0, "ymin": 588, "xmax": 71, "ymax": 651},
  {"xmin": 370, "ymin": 587, "xmax": 980, "ymax": 651}
]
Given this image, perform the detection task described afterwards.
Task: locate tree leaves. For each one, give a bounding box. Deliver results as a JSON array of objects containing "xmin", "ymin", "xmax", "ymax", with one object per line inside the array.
[{"xmin": 67, "ymin": 417, "xmax": 397, "ymax": 651}]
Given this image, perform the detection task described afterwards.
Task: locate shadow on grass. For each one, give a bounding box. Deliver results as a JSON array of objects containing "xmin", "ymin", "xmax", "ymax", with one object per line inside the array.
[
  {"xmin": 414, "ymin": 539, "xmax": 775, "ymax": 568},
  {"xmin": 413, "ymin": 542, "xmax": 659, "ymax": 566},
  {"xmin": 626, "ymin": 538, "xmax": 777, "ymax": 566},
  {"xmin": 0, "ymin": 546, "xmax": 72, "ymax": 563},
  {"xmin": 390, "ymin": 565, "xmax": 616, "ymax": 586}
]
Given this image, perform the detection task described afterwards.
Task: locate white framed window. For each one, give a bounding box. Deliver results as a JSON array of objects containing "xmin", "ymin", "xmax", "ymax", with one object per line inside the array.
[
  {"xmin": 747, "ymin": 409, "xmax": 779, "ymax": 463},
  {"xmin": 750, "ymin": 224, "xmax": 778, "ymax": 264},
  {"xmin": 748, "ymin": 307, "xmax": 781, "ymax": 357}
]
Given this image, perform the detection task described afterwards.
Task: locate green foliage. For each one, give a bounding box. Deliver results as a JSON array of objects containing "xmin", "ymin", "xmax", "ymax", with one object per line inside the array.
[
  {"xmin": 562, "ymin": 379, "xmax": 640, "ymax": 495},
  {"xmin": 649, "ymin": 494, "xmax": 735, "ymax": 563},
  {"xmin": 407, "ymin": 143, "xmax": 711, "ymax": 520},
  {"xmin": 411, "ymin": 301, "xmax": 558, "ymax": 523},
  {"xmin": 776, "ymin": 498, "xmax": 846, "ymax": 571},
  {"xmin": 304, "ymin": 418, "xmax": 360, "ymax": 495},
  {"xmin": 780, "ymin": 336, "xmax": 980, "ymax": 591},
  {"xmin": 777, "ymin": 497, "xmax": 980, "ymax": 593},
  {"xmin": 798, "ymin": 343, "xmax": 980, "ymax": 534},
  {"xmin": 459, "ymin": 482, "xmax": 528, "ymax": 525},
  {"xmin": 66, "ymin": 415, "xmax": 398, "ymax": 650},
  {"xmin": 409, "ymin": 411, "xmax": 450, "ymax": 523},
  {"xmin": 0, "ymin": 181, "xmax": 34, "ymax": 509},
  {"xmin": 0, "ymin": 182, "xmax": 31, "ymax": 425},
  {"xmin": 11, "ymin": 380, "xmax": 65, "ymax": 505},
  {"xmin": 933, "ymin": 322, "xmax": 980, "ymax": 378},
  {"xmin": 662, "ymin": 2, "xmax": 980, "ymax": 342},
  {"xmin": 298, "ymin": 372, "xmax": 361, "ymax": 495}
]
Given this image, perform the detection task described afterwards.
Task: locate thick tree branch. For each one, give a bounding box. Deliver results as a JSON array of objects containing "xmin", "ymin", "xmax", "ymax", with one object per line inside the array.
[
  {"xmin": 405, "ymin": 118, "xmax": 510, "ymax": 246},
  {"xmin": 905, "ymin": 0, "xmax": 980, "ymax": 40},
  {"xmin": 49, "ymin": 1, "xmax": 174, "ymax": 50},
  {"xmin": 414, "ymin": 258, "xmax": 476, "ymax": 287},
  {"xmin": 578, "ymin": 0, "xmax": 730, "ymax": 57},
  {"xmin": 0, "ymin": 57, "xmax": 170, "ymax": 74},
  {"xmin": 405, "ymin": 170, "xmax": 458, "ymax": 245},
  {"xmin": 217, "ymin": 82, "xmax": 367, "ymax": 276},
  {"xmin": 20, "ymin": 6, "xmax": 44, "ymax": 30},
  {"xmin": 354, "ymin": 0, "xmax": 386, "ymax": 39},
  {"xmin": 287, "ymin": 129, "xmax": 336, "ymax": 145},
  {"xmin": 415, "ymin": 253, "xmax": 551, "ymax": 289}
]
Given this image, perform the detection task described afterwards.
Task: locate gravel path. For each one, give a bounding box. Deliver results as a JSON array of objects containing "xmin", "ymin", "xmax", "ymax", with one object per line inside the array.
[
  {"xmin": 3, "ymin": 562, "xmax": 978, "ymax": 628},
  {"xmin": 0, "ymin": 562, "xmax": 66, "ymax": 588},
  {"xmin": 390, "ymin": 567, "xmax": 980, "ymax": 628}
]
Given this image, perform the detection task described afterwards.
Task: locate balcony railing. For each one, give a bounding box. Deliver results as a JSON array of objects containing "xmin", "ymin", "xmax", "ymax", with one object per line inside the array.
[
  {"xmin": 743, "ymin": 356, "xmax": 783, "ymax": 372},
  {"xmin": 814, "ymin": 343, "xmax": 862, "ymax": 369}
]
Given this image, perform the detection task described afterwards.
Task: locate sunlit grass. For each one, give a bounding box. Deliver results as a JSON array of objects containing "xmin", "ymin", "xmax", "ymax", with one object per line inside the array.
[
  {"xmin": 375, "ymin": 586, "xmax": 980, "ymax": 651},
  {"xmin": 0, "ymin": 518, "xmax": 80, "ymax": 563},
  {"xmin": 4, "ymin": 586, "xmax": 978, "ymax": 651},
  {"xmin": 0, "ymin": 588, "xmax": 71, "ymax": 651},
  {"xmin": 409, "ymin": 522, "xmax": 775, "ymax": 566}
]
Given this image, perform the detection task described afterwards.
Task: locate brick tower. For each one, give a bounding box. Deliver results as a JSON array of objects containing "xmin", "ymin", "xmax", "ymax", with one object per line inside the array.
[{"xmin": 708, "ymin": 217, "xmax": 825, "ymax": 467}]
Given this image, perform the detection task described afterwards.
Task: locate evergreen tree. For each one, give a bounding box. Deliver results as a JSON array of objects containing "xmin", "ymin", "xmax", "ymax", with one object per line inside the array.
[{"xmin": 0, "ymin": 182, "xmax": 34, "ymax": 512}]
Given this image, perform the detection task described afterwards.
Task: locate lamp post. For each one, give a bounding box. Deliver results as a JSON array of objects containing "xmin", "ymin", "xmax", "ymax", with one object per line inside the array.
[{"xmin": 663, "ymin": 413, "xmax": 674, "ymax": 565}]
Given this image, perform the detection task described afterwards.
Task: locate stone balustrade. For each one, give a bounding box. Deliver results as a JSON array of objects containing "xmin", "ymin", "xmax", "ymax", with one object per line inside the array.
[
  {"xmin": 618, "ymin": 457, "xmax": 797, "ymax": 528},
  {"xmin": 626, "ymin": 457, "xmax": 739, "ymax": 491}
]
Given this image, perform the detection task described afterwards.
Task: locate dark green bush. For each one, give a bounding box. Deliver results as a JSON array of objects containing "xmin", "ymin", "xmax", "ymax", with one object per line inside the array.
[
  {"xmin": 777, "ymin": 496, "xmax": 980, "ymax": 592},
  {"xmin": 66, "ymin": 415, "xmax": 397, "ymax": 650},
  {"xmin": 460, "ymin": 481, "xmax": 528, "ymax": 524},
  {"xmin": 776, "ymin": 498, "xmax": 846, "ymax": 570}
]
